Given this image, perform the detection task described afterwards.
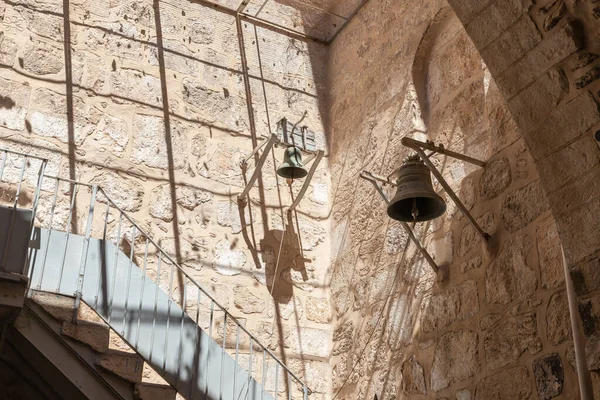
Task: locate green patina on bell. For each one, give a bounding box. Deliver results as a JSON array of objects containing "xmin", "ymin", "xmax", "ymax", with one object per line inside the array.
[
  {"xmin": 387, "ymin": 155, "xmax": 446, "ymax": 222},
  {"xmin": 277, "ymin": 146, "xmax": 308, "ymax": 180}
]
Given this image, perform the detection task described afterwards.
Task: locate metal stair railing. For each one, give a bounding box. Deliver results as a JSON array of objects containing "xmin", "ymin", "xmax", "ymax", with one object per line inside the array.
[{"xmin": 0, "ymin": 146, "xmax": 311, "ymax": 399}]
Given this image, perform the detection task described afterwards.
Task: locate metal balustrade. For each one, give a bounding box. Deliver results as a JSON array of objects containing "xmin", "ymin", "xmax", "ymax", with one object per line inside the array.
[{"xmin": 0, "ymin": 148, "xmax": 310, "ymax": 399}]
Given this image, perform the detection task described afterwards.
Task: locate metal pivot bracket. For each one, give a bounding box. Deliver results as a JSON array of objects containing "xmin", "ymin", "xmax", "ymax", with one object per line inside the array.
[
  {"xmin": 238, "ymin": 134, "xmax": 278, "ymax": 205},
  {"xmin": 401, "ymin": 137, "xmax": 489, "ymax": 241},
  {"xmin": 359, "ymin": 171, "xmax": 439, "ymax": 274},
  {"xmin": 288, "ymin": 149, "xmax": 324, "ymax": 213}
]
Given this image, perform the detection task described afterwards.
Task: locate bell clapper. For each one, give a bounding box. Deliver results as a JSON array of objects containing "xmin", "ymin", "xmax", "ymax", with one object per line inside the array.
[{"xmin": 411, "ymin": 197, "xmax": 419, "ymax": 221}]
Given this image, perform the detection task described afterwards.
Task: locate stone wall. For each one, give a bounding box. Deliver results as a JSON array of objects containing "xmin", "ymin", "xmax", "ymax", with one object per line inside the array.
[
  {"xmin": 327, "ymin": 1, "xmax": 580, "ymax": 398},
  {"xmin": 0, "ymin": 0, "xmax": 332, "ymax": 396}
]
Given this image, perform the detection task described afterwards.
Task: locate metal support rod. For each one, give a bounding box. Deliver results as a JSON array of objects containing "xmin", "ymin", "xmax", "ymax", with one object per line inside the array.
[
  {"xmin": 287, "ymin": 150, "xmax": 324, "ymax": 213},
  {"xmin": 359, "ymin": 171, "xmax": 439, "ymax": 273},
  {"xmin": 401, "ymin": 137, "xmax": 486, "ymax": 167},
  {"xmin": 238, "ymin": 134, "xmax": 278, "ymax": 202},
  {"xmin": 406, "ymin": 144, "xmax": 489, "ymax": 240},
  {"xmin": 563, "ymin": 247, "xmax": 594, "ymax": 399}
]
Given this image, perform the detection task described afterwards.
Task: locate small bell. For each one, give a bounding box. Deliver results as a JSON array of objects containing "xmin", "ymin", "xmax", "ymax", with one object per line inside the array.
[
  {"xmin": 277, "ymin": 146, "xmax": 308, "ymax": 180},
  {"xmin": 387, "ymin": 155, "xmax": 446, "ymax": 222}
]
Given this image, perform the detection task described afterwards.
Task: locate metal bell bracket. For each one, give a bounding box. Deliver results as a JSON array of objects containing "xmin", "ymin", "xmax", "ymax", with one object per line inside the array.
[
  {"xmin": 238, "ymin": 133, "xmax": 325, "ymax": 212},
  {"xmin": 400, "ymin": 137, "xmax": 489, "ymax": 240},
  {"xmin": 359, "ymin": 170, "xmax": 439, "ymax": 273}
]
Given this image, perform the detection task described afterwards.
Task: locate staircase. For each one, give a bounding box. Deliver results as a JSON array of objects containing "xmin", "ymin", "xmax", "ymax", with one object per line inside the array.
[{"xmin": 0, "ymin": 148, "xmax": 309, "ymax": 400}]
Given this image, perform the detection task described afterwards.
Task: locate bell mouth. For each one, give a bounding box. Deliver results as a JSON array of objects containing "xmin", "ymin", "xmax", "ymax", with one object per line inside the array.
[
  {"xmin": 277, "ymin": 167, "xmax": 308, "ymax": 179},
  {"xmin": 387, "ymin": 194, "xmax": 446, "ymax": 222}
]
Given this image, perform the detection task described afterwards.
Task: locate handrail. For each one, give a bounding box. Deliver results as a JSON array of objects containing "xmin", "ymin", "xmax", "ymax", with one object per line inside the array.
[{"xmin": 97, "ymin": 186, "xmax": 309, "ymax": 392}]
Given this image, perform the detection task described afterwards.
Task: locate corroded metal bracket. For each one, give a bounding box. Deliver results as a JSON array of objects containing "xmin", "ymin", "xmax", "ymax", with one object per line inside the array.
[
  {"xmin": 401, "ymin": 137, "xmax": 489, "ymax": 241},
  {"xmin": 238, "ymin": 134, "xmax": 278, "ymax": 204},
  {"xmin": 288, "ymin": 150, "xmax": 324, "ymax": 213},
  {"xmin": 359, "ymin": 171, "xmax": 439, "ymax": 273}
]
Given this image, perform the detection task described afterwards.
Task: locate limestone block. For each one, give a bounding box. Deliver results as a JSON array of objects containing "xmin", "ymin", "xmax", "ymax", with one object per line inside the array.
[
  {"xmin": 85, "ymin": 23, "xmax": 148, "ymax": 62},
  {"xmin": 191, "ymin": 132, "xmax": 206, "ymax": 157},
  {"xmin": 333, "ymin": 291, "xmax": 349, "ymax": 318},
  {"xmin": 537, "ymin": 216, "xmax": 564, "ymax": 290},
  {"xmin": 431, "ymin": 330, "xmax": 479, "ymax": 392},
  {"xmin": 202, "ymin": 143, "xmax": 244, "ymax": 187},
  {"xmin": 89, "ymin": 113, "xmax": 129, "ymax": 157},
  {"xmin": 305, "ymin": 361, "xmax": 331, "ymax": 394},
  {"xmin": 401, "ymin": 355, "xmax": 426, "ymax": 395},
  {"xmin": 249, "ymin": 320, "xmax": 291, "ymax": 352},
  {"xmin": 484, "ymin": 312, "xmax": 542, "ymax": 371},
  {"xmin": 474, "ymin": 366, "xmax": 532, "ymax": 400},
  {"xmin": 547, "ymin": 290, "xmax": 570, "ymax": 346},
  {"xmin": 131, "ymin": 115, "xmax": 188, "ymax": 170},
  {"xmin": 458, "ymin": 211, "xmax": 495, "ymax": 257},
  {"xmin": 134, "ymin": 383, "xmax": 176, "ymax": 400},
  {"xmin": 480, "ymin": 157, "xmax": 511, "ymax": 200},
  {"xmin": 96, "ymin": 351, "xmax": 143, "ymax": 383},
  {"xmin": 501, "ymin": 180, "xmax": 548, "ymax": 233},
  {"xmin": 290, "ymin": 327, "xmax": 330, "ymax": 358},
  {"xmin": 212, "ymin": 239, "xmax": 246, "ymax": 276},
  {"xmin": 309, "ymin": 183, "xmax": 329, "ymax": 205},
  {"xmin": 422, "ymin": 280, "xmax": 479, "ymax": 333},
  {"xmin": 216, "ymin": 201, "xmax": 254, "ymax": 234},
  {"xmin": 267, "ymin": 295, "xmax": 302, "ymax": 320},
  {"xmin": 426, "ymin": 231, "xmax": 454, "ymax": 266},
  {"xmin": 21, "ymin": 39, "xmax": 63, "ymax": 75},
  {"xmin": 332, "ymin": 321, "xmax": 354, "ymax": 356},
  {"xmin": 486, "ymin": 233, "xmax": 537, "ymax": 304},
  {"xmin": 91, "ymin": 171, "xmax": 144, "ymax": 212},
  {"xmin": 478, "ymin": 313, "xmax": 501, "ymax": 331},
  {"xmin": 233, "ymin": 285, "xmax": 265, "ymax": 314},
  {"xmin": 148, "ymin": 39, "xmax": 198, "ymax": 76},
  {"xmin": 456, "ymin": 389, "xmax": 472, "ymax": 400},
  {"xmin": 460, "ymin": 255, "xmax": 482, "ymax": 273},
  {"xmin": 271, "ymin": 213, "xmax": 325, "ymax": 251},
  {"xmin": 62, "ymin": 322, "xmax": 109, "ymax": 353},
  {"xmin": 0, "ymin": 33, "xmax": 18, "ymax": 66},
  {"xmin": 29, "ymin": 88, "xmax": 100, "ymax": 144},
  {"xmin": 0, "ymin": 77, "xmax": 31, "ymax": 131},
  {"xmin": 110, "ymin": 69, "xmax": 162, "ymax": 106},
  {"xmin": 571, "ymin": 258, "xmax": 600, "ymax": 296},
  {"xmin": 385, "ymin": 294, "xmax": 414, "ymax": 350},
  {"xmin": 15, "ymin": 5, "xmax": 65, "ymax": 42},
  {"xmin": 533, "ymin": 353, "xmax": 564, "ymax": 400},
  {"xmin": 305, "ymin": 296, "xmax": 330, "ymax": 324},
  {"xmin": 149, "ymin": 184, "xmax": 212, "ymax": 222}
]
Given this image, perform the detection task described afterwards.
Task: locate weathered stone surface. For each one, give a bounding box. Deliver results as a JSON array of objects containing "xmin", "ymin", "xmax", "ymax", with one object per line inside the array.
[
  {"xmin": 289, "ymin": 327, "xmax": 330, "ymax": 358},
  {"xmin": 203, "ymin": 144, "xmax": 244, "ymax": 187},
  {"xmin": 537, "ymin": 216, "xmax": 564, "ymax": 290},
  {"xmin": 233, "ymin": 285, "xmax": 265, "ymax": 314},
  {"xmin": 332, "ymin": 321, "xmax": 354, "ymax": 356},
  {"xmin": 456, "ymin": 388, "xmax": 472, "ymax": 400},
  {"xmin": 401, "ymin": 355, "xmax": 426, "ymax": 395},
  {"xmin": 96, "ymin": 352, "xmax": 143, "ymax": 383},
  {"xmin": 16, "ymin": 6, "xmax": 65, "ymax": 42},
  {"xmin": 533, "ymin": 353, "xmax": 564, "ymax": 400},
  {"xmin": 149, "ymin": 184, "xmax": 212, "ymax": 222},
  {"xmin": 250, "ymin": 321, "xmax": 291, "ymax": 352},
  {"xmin": 333, "ymin": 291, "xmax": 349, "ymax": 317},
  {"xmin": 92, "ymin": 171, "xmax": 144, "ymax": 212},
  {"xmin": 479, "ymin": 313, "xmax": 501, "ymax": 331},
  {"xmin": 547, "ymin": 290, "xmax": 571, "ymax": 346},
  {"xmin": 486, "ymin": 233, "xmax": 537, "ymax": 305},
  {"xmin": 501, "ymin": 180, "xmax": 549, "ymax": 232},
  {"xmin": 0, "ymin": 78, "xmax": 31, "ymax": 130},
  {"xmin": 109, "ymin": 69, "xmax": 162, "ymax": 105},
  {"xmin": 271, "ymin": 213, "xmax": 325, "ymax": 251},
  {"xmin": 571, "ymin": 258, "xmax": 600, "ymax": 296},
  {"xmin": 216, "ymin": 201, "xmax": 254, "ymax": 234},
  {"xmin": 426, "ymin": 231, "xmax": 453, "ymax": 266},
  {"xmin": 131, "ymin": 115, "xmax": 188, "ymax": 170},
  {"xmin": 422, "ymin": 280, "xmax": 479, "ymax": 333},
  {"xmin": 266, "ymin": 295, "xmax": 302, "ymax": 320},
  {"xmin": 304, "ymin": 361, "xmax": 331, "ymax": 394},
  {"xmin": 90, "ymin": 113, "xmax": 129, "ymax": 157},
  {"xmin": 461, "ymin": 255, "xmax": 482, "ymax": 273},
  {"xmin": 309, "ymin": 183, "xmax": 329, "ymax": 205},
  {"xmin": 431, "ymin": 330, "xmax": 479, "ymax": 392},
  {"xmin": 21, "ymin": 39, "xmax": 63, "ymax": 75},
  {"xmin": 62, "ymin": 322, "xmax": 109, "ymax": 353},
  {"xmin": 480, "ymin": 157, "xmax": 511, "ymax": 200},
  {"xmin": 191, "ymin": 132, "xmax": 206, "ymax": 157},
  {"xmin": 385, "ymin": 294, "xmax": 414, "ymax": 350},
  {"xmin": 474, "ymin": 366, "xmax": 532, "ymax": 400},
  {"xmin": 458, "ymin": 211, "xmax": 495, "ymax": 257},
  {"xmin": 0, "ymin": 33, "xmax": 18, "ymax": 66},
  {"xmin": 305, "ymin": 296, "xmax": 330, "ymax": 323},
  {"xmin": 484, "ymin": 313, "xmax": 542, "ymax": 371},
  {"xmin": 212, "ymin": 239, "xmax": 246, "ymax": 276}
]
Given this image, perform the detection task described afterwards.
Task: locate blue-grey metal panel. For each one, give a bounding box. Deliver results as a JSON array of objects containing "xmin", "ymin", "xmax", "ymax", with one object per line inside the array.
[{"xmin": 28, "ymin": 227, "xmax": 274, "ymax": 400}]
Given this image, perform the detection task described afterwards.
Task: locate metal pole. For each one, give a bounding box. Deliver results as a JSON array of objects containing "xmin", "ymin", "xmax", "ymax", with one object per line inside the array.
[
  {"xmin": 287, "ymin": 150, "xmax": 324, "ymax": 213},
  {"xmin": 563, "ymin": 247, "xmax": 594, "ymax": 399},
  {"xmin": 408, "ymin": 146, "xmax": 489, "ymax": 240},
  {"xmin": 238, "ymin": 134, "xmax": 278, "ymax": 202},
  {"xmin": 401, "ymin": 137, "xmax": 486, "ymax": 167},
  {"xmin": 359, "ymin": 172, "xmax": 439, "ymax": 273}
]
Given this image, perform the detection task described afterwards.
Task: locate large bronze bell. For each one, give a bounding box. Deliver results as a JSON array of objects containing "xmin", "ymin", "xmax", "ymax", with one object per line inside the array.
[
  {"xmin": 277, "ymin": 146, "xmax": 308, "ymax": 179},
  {"xmin": 387, "ymin": 155, "xmax": 446, "ymax": 222}
]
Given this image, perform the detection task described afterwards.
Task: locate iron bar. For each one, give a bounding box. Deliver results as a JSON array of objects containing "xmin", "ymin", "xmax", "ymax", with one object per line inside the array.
[
  {"xmin": 359, "ymin": 171, "xmax": 439, "ymax": 273},
  {"xmin": 327, "ymin": 0, "xmax": 370, "ymax": 44},
  {"xmin": 191, "ymin": 287, "xmax": 202, "ymax": 399},
  {"xmin": 1, "ymin": 156, "xmax": 28, "ymax": 270},
  {"xmin": 37, "ymin": 179, "xmax": 60, "ymax": 290},
  {"xmin": 401, "ymin": 137, "xmax": 486, "ymax": 167},
  {"xmin": 149, "ymin": 251, "xmax": 162, "ymax": 363},
  {"xmin": 275, "ymin": 362, "xmax": 279, "ymax": 398},
  {"xmin": 287, "ymin": 150, "xmax": 324, "ymax": 213},
  {"xmin": 25, "ymin": 160, "xmax": 47, "ymax": 295},
  {"xmin": 94, "ymin": 200, "xmax": 111, "ymax": 309},
  {"xmin": 288, "ymin": 373, "xmax": 292, "ymax": 400},
  {"xmin": 262, "ymin": 350, "xmax": 266, "ymax": 399},
  {"xmin": 238, "ymin": 134, "xmax": 278, "ymax": 202},
  {"xmin": 163, "ymin": 263, "xmax": 175, "ymax": 371},
  {"xmin": 122, "ymin": 225, "xmax": 136, "ymax": 335},
  {"xmin": 135, "ymin": 238, "xmax": 150, "ymax": 350},
  {"xmin": 234, "ymin": 325, "xmax": 240, "ymax": 397},
  {"xmin": 43, "ymin": 175, "xmax": 95, "ymax": 187},
  {"xmin": 205, "ymin": 300, "xmax": 215, "ymax": 399},
  {"xmin": 107, "ymin": 213, "xmax": 123, "ymax": 323},
  {"xmin": 220, "ymin": 312, "xmax": 227, "ymax": 399},
  {"xmin": 408, "ymin": 145, "xmax": 489, "ymax": 240},
  {"xmin": 56, "ymin": 182, "xmax": 79, "ymax": 293},
  {"xmin": 0, "ymin": 148, "xmax": 47, "ymax": 161},
  {"xmin": 0, "ymin": 151, "xmax": 7, "ymax": 181},
  {"xmin": 176, "ymin": 279, "xmax": 187, "ymax": 387},
  {"xmin": 72, "ymin": 185, "xmax": 98, "ymax": 323}
]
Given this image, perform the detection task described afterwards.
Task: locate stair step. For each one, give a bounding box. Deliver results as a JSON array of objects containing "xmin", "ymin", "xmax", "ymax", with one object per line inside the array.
[
  {"xmin": 61, "ymin": 321, "xmax": 110, "ymax": 353},
  {"xmin": 96, "ymin": 350, "xmax": 144, "ymax": 383},
  {"xmin": 134, "ymin": 383, "xmax": 177, "ymax": 400},
  {"xmin": 30, "ymin": 291, "xmax": 104, "ymax": 324}
]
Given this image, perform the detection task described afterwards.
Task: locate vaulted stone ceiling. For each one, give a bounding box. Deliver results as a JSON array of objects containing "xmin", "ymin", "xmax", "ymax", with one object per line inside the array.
[{"xmin": 202, "ymin": 0, "xmax": 367, "ymax": 42}]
